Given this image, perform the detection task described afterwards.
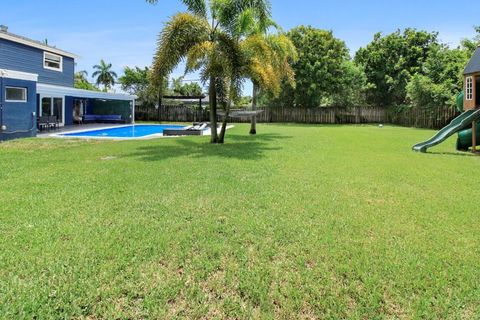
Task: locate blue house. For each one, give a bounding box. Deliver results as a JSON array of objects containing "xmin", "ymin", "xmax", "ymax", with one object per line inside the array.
[{"xmin": 0, "ymin": 25, "xmax": 136, "ymax": 141}]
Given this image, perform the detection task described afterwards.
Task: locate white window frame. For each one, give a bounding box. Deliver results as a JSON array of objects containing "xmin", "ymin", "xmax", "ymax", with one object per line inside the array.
[
  {"xmin": 466, "ymin": 76, "xmax": 474, "ymax": 101},
  {"xmin": 5, "ymin": 86, "xmax": 27, "ymax": 103},
  {"xmin": 43, "ymin": 52, "xmax": 63, "ymax": 72}
]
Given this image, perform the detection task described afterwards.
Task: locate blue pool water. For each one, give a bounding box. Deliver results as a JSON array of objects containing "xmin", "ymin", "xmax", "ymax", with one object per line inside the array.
[{"xmin": 61, "ymin": 124, "xmax": 188, "ymax": 138}]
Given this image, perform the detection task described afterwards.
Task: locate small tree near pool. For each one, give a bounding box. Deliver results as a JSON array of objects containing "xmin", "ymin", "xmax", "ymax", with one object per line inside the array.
[{"xmin": 148, "ymin": 0, "xmax": 272, "ymax": 144}]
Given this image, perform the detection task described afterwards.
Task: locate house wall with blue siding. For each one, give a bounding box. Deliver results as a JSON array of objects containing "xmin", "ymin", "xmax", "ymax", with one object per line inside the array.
[
  {"xmin": 64, "ymin": 96, "xmax": 74, "ymax": 125},
  {"xmin": 0, "ymin": 39, "xmax": 74, "ymax": 87},
  {"xmin": 0, "ymin": 77, "xmax": 37, "ymax": 141}
]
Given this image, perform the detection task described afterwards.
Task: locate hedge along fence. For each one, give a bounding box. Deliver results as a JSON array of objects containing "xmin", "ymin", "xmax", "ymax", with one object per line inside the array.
[{"xmin": 135, "ymin": 104, "xmax": 458, "ymax": 129}]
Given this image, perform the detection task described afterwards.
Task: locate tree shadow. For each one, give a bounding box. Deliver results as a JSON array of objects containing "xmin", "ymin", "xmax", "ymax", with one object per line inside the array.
[{"xmin": 126, "ymin": 133, "xmax": 292, "ymax": 162}]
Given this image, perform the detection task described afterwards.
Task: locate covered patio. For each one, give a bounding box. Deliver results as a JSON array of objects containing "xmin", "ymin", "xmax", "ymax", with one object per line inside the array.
[{"xmin": 36, "ymin": 83, "xmax": 136, "ymax": 130}]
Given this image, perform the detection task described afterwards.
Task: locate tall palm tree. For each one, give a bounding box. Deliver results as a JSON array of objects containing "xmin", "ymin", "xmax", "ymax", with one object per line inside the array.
[
  {"xmin": 171, "ymin": 76, "xmax": 185, "ymax": 95},
  {"xmin": 92, "ymin": 59, "xmax": 118, "ymax": 91},
  {"xmin": 214, "ymin": 9, "xmax": 297, "ymax": 138},
  {"xmin": 242, "ymin": 33, "xmax": 298, "ymax": 135},
  {"xmin": 227, "ymin": 11, "xmax": 297, "ymax": 135},
  {"xmin": 148, "ymin": 0, "xmax": 271, "ymax": 144},
  {"xmin": 75, "ymin": 70, "xmax": 89, "ymax": 82}
]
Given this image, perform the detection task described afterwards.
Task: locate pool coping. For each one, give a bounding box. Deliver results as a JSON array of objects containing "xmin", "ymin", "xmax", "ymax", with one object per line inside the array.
[{"xmin": 45, "ymin": 124, "xmax": 234, "ymax": 140}]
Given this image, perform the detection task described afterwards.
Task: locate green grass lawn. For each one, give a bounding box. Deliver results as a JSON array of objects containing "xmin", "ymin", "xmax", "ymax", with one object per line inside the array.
[{"xmin": 1, "ymin": 124, "xmax": 479, "ymax": 319}]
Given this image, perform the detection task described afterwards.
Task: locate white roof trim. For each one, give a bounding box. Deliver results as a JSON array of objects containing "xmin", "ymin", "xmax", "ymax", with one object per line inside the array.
[
  {"xmin": 0, "ymin": 69, "xmax": 38, "ymax": 82},
  {"xmin": 37, "ymin": 83, "xmax": 137, "ymax": 101},
  {"xmin": 0, "ymin": 32, "xmax": 79, "ymax": 59}
]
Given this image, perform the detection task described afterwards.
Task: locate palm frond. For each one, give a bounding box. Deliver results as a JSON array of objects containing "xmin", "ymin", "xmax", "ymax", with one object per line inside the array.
[
  {"xmin": 214, "ymin": 0, "xmax": 271, "ymax": 36},
  {"xmin": 182, "ymin": 0, "xmax": 208, "ymax": 17},
  {"xmin": 152, "ymin": 12, "xmax": 210, "ymax": 84},
  {"xmin": 185, "ymin": 41, "xmax": 214, "ymax": 73},
  {"xmin": 241, "ymin": 32, "xmax": 298, "ymax": 97},
  {"xmin": 146, "ymin": 0, "xmax": 207, "ymax": 17},
  {"xmin": 235, "ymin": 8, "xmax": 256, "ymax": 37}
]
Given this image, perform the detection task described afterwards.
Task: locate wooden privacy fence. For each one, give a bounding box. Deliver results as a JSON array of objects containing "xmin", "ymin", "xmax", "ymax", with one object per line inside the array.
[
  {"xmin": 388, "ymin": 106, "xmax": 459, "ymax": 130},
  {"xmin": 135, "ymin": 105, "xmax": 208, "ymax": 123},
  {"xmin": 135, "ymin": 104, "xmax": 459, "ymax": 129},
  {"xmin": 256, "ymin": 106, "xmax": 386, "ymax": 124},
  {"xmin": 136, "ymin": 105, "xmax": 388, "ymax": 124}
]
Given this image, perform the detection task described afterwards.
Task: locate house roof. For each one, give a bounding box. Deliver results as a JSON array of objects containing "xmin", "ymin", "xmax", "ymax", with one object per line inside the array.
[
  {"xmin": 0, "ymin": 29, "xmax": 79, "ymax": 59},
  {"xmin": 464, "ymin": 46, "xmax": 480, "ymax": 75},
  {"xmin": 37, "ymin": 83, "xmax": 137, "ymax": 101}
]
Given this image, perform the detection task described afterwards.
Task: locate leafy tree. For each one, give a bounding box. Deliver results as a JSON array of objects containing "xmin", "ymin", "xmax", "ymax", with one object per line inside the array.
[
  {"xmin": 406, "ymin": 43, "xmax": 471, "ymax": 110},
  {"xmin": 119, "ymin": 67, "xmax": 150, "ymax": 94},
  {"xmin": 148, "ymin": 0, "xmax": 271, "ymax": 143},
  {"xmin": 170, "ymin": 77, "xmax": 183, "ymax": 95},
  {"xmin": 460, "ymin": 26, "xmax": 480, "ymax": 53},
  {"xmin": 235, "ymin": 95, "xmax": 252, "ymax": 107},
  {"xmin": 75, "ymin": 70, "xmax": 88, "ymax": 82},
  {"xmin": 289, "ymin": 27, "xmax": 352, "ymax": 107},
  {"xmin": 118, "ymin": 66, "xmax": 164, "ymax": 107},
  {"xmin": 261, "ymin": 26, "xmax": 358, "ymax": 108},
  {"xmin": 75, "ymin": 81, "xmax": 100, "ymax": 91},
  {"xmin": 74, "ymin": 70, "xmax": 100, "ymax": 91},
  {"xmin": 406, "ymin": 74, "xmax": 451, "ymax": 110},
  {"xmin": 405, "ymin": 27, "xmax": 480, "ymax": 110},
  {"xmin": 330, "ymin": 61, "xmax": 368, "ymax": 107},
  {"xmin": 354, "ymin": 29, "xmax": 439, "ymax": 106},
  {"xmin": 92, "ymin": 59, "xmax": 118, "ymax": 91},
  {"xmin": 170, "ymin": 76, "xmax": 203, "ymax": 96}
]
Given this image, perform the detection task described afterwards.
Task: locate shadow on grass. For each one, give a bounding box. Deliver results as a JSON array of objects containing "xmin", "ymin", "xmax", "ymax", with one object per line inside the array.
[
  {"xmin": 128, "ymin": 133, "xmax": 292, "ymax": 162},
  {"xmin": 427, "ymin": 151, "xmax": 477, "ymax": 158}
]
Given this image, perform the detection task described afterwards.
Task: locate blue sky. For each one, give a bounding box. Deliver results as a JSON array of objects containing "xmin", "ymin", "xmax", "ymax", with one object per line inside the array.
[{"xmin": 1, "ymin": 0, "xmax": 479, "ymax": 95}]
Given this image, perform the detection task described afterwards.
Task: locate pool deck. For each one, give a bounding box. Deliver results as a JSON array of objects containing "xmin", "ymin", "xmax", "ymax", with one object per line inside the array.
[
  {"xmin": 37, "ymin": 123, "xmax": 234, "ymax": 140},
  {"xmin": 37, "ymin": 124, "xmax": 127, "ymax": 138}
]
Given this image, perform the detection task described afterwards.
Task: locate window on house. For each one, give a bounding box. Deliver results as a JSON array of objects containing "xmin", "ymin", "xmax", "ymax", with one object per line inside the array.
[
  {"xmin": 44, "ymin": 52, "xmax": 63, "ymax": 71},
  {"xmin": 466, "ymin": 76, "xmax": 473, "ymax": 101},
  {"xmin": 41, "ymin": 97, "xmax": 64, "ymax": 123},
  {"xmin": 5, "ymin": 87, "xmax": 27, "ymax": 102}
]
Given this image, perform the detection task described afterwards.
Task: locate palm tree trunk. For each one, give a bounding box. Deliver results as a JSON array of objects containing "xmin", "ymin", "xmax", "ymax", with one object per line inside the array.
[
  {"xmin": 249, "ymin": 82, "xmax": 258, "ymax": 135},
  {"xmin": 209, "ymin": 76, "xmax": 218, "ymax": 143},
  {"xmin": 218, "ymin": 100, "xmax": 230, "ymax": 144}
]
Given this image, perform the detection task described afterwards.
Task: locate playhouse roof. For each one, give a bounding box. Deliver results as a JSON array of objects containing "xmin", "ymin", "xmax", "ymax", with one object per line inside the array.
[{"xmin": 464, "ymin": 46, "xmax": 480, "ymax": 75}]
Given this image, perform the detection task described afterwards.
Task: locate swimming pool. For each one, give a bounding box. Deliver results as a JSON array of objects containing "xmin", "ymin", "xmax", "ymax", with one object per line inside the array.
[{"xmin": 58, "ymin": 124, "xmax": 191, "ymax": 139}]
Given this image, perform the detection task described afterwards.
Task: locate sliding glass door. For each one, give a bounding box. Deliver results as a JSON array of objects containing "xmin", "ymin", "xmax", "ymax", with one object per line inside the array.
[{"xmin": 40, "ymin": 96, "xmax": 64, "ymax": 125}]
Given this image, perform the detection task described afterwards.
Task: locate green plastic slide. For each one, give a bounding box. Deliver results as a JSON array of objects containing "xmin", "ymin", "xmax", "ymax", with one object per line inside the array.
[
  {"xmin": 412, "ymin": 109, "xmax": 480, "ymax": 152},
  {"xmin": 456, "ymin": 123, "xmax": 480, "ymax": 151}
]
